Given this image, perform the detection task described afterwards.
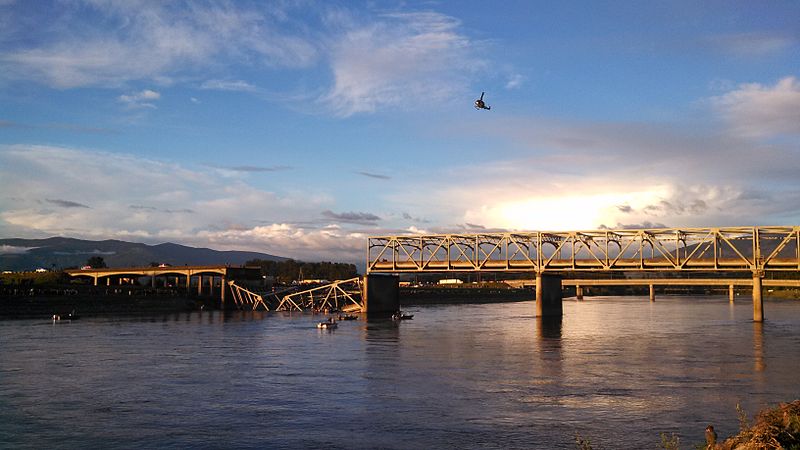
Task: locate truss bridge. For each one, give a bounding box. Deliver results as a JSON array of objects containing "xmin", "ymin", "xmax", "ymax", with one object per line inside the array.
[
  {"xmin": 367, "ymin": 226, "xmax": 800, "ymax": 273},
  {"xmin": 367, "ymin": 226, "xmax": 800, "ymax": 322},
  {"xmin": 229, "ymin": 278, "xmax": 364, "ymax": 313}
]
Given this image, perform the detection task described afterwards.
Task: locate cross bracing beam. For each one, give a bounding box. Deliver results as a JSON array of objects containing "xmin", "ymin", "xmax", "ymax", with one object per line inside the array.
[{"xmin": 366, "ymin": 226, "xmax": 800, "ymax": 273}]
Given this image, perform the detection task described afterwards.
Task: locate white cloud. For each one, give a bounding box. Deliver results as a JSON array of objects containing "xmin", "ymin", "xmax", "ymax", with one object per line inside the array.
[
  {"xmin": 118, "ymin": 89, "xmax": 161, "ymax": 109},
  {"xmin": 711, "ymin": 76, "xmax": 800, "ymax": 137},
  {"xmin": 322, "ymin": 11, "xmax": 473, "ymax": 116},
  {"xmin": 709, "ymin": 33, "xmax": 795, "ymax": 57},
  {"xmin": 0, "ymin": 2, "xmax": 318, "ymax": 88},
  {"xmin": 505, "ymin": 73, "xmax": 524, "ymax": 89},
  {"xmin": 390, "ymin": 108, "xmax": 800, "ymax": 232},
  {"xmin": 200, "ymin": 79, "xmax": 258, "ymax": 92},
  {"xmin": 0, "ymin": 144, "xmax": 369, "ymax": 261},
  {"xmin": 0, "ymin": 245, "xmax": 33, "ymax": 254}
]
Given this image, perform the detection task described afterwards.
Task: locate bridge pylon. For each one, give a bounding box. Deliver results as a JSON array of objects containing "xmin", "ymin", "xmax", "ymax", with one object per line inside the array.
[
  {"xmin": 535, "ymin": 273, "xmax": 562, "ymax": 317},
  {"xmin": 752, "ymin": 271, "xmax": 764, "ymax": 322}
]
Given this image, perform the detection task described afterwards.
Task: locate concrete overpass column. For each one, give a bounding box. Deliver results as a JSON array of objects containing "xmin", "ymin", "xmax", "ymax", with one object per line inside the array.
[
  {"xmin": 649, "ymin": 284, "xmax": 655, "ymax": 302},
  {"xmin": 186, "ymin": 274, "xmax": 191, "ymax": 290},
  {"xmin": 93, "ymin": 276, "xmax": 98, "ymax": 286},
  {"xmin": 752, "ymin": 272, "xmax": 764, "ymax": 322},
  {"xmin": 106, "ymin": 277, "xmax": 111, "ymax": 286},
  {"xmin": 576, "ymin": 285, "xmax": 584, "ymax": 300},
  {"xmin": 151, "ymin": 272, "xmax": 156, "ymax": 288},
  {"xmin": 729, "ymin": 284, "xmax": 735, "ymax": 303},
  {"xmin": 197, "ymin": 275, "xmax": 203, "ymax": 295},
  {"xmin": 363, "ymin": 274, "xmax": 399, "ymax": 317},
  {"xmin": 535, "ymin": 273, "xmax": 562, "ymax": 317}
]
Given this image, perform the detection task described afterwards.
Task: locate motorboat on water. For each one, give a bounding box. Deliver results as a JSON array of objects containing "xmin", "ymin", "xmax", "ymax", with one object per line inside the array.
[
  {"xmin": 52, "ymin": 310, "xmax": 79, "ymax": 321},
  {"xmin": 337, "ymin": 313, "xmax": 358, "ymax": 321},
  {"xmin": 317, "ymin": 318, "xmax": 338, "ymax": 329},
  {"xmin": 392, "ymin": 311, "xmax": 414, "ymax": 321}
]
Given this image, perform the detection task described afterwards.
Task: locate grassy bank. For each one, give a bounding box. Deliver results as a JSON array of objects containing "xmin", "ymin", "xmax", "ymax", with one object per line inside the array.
[{"xmin": 577, "ymin": 400, "xmax": 800, "ymax": 449}]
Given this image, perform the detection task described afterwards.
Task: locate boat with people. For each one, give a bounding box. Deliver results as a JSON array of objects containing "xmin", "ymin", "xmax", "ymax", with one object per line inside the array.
[
  {"xmin": 52, "ymin": 310, "xmax": 79, "ymax": 322},
  {"xmin": 392, "ymin": 311, "xmax": 414, "ymax": 321},
  {"xmin": 316, "ymin": 317, "xmax": 338, "ymax": 329}
]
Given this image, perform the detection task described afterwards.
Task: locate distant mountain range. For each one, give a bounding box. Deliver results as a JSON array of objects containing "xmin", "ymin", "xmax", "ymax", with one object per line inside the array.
[{"xmin": 0, "ymin": 237, "xmax": 286, "ymax": 271}]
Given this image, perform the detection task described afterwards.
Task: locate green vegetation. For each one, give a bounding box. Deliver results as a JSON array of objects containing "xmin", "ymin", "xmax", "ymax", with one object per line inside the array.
[
  {"xmin": 0, "ymin": 270, "xmax": 67, "ymax": 286},
  {"xmin": 86, "ymin": 256, "xmax": 107, "ymax": 268},
  {"xmin": 245, "ymin": 258, "xmax": 358, "ymax": 283}
]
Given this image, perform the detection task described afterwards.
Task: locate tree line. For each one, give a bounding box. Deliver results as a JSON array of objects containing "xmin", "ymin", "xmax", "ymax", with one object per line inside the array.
[{"xmin": 245, "ymin": 259, "xmax": 359, "ymax": 283}]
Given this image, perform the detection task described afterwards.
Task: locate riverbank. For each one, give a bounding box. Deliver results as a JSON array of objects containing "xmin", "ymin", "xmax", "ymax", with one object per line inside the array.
[
  {"xmin": 400, "ymin": 286, "xmax": 534, "ymax": 305},
  {"xmin": 0, "ymin": 287, "xmax": 212, "ymax": 319}
]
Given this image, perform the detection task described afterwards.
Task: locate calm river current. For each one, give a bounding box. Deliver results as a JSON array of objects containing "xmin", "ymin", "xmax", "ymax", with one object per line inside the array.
[{"xmin": 1, "ymin": 296, "xmax": 798, "ymax": 449}]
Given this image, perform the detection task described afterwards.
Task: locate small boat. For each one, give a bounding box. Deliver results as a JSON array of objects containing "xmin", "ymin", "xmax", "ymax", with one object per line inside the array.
[
  {"xmin": 392, "ymin": 312, "xmax": 414, "ymax": 321},
  {"xmin": 316, "ymin": 318, "xmax": 338, "ymax": 329},
  {"xmin": 337, "ymin": 313, "xmax": 358, "ymax": 321},
  {"xmin": 52, "ymin": 310, "xmax": 79, "ymax": 321}
]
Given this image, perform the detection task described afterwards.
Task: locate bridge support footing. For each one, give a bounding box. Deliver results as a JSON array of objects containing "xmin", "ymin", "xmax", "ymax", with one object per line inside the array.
[
  {"xmin": 364, "ymin": 274, "xmax": 399, "ymax": 318},
  {"xmin": 576, "ymin": 285, "xmax": 584, "ymax": 300},
  {"xmin": 753, "ymin": 273, "xmax": 764, "ymax": 322},
  {"xmin": 536, "ymin": 273, "xmax": 562, "ymax": 317}
]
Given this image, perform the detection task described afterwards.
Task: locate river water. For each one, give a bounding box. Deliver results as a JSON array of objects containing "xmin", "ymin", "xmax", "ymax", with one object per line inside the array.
[{"xmin": 1, "ymin": 296, "xmax": 798, "ymax": 449}]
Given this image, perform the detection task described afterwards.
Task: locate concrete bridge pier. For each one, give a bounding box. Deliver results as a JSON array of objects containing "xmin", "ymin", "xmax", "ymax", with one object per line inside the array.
[
  {"xmin": 363, "ymin": 274, "xmax": 400, "ymax": 317},
  {"xmin": 535, "ymin": 273, "xmax": 562, "ymax": 317},
  {"xmin": 729, "ymin": 284, "xmax": 735, "ymax": 303},
  {"xmin": 649, "ymin": 284, "xmax": 655, "ymax": 302},
  {"xmin": 752, "ymin": 272, "xmax": 764, "ymax": 322},
  {"xmin": 575, "ymin": 285, "xmax": 584, "ymax": 300},
  {"xmin": 220, "ymin": 276, "xmax": 227, "ymax": 309}
]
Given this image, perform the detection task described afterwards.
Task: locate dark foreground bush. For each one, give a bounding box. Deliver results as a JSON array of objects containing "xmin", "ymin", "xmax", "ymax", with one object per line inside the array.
[{"xmin": 716, "ymin": 400, "xmax": 800, "ymax": 449}]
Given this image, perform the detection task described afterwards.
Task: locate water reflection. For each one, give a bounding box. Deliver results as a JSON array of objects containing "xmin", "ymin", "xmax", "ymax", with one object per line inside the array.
[
  {"xmin": 535, "ymin": 315, "xmax": 563, "ymax": 391},
  {"xmin": 753, "ymin": 321, "xmax": 765, "ymax": 372},
  {"xmin": 537, "ymin": 316, "xmax": 563, "ymax": 340},
  {"xmin": 1, "ymin": 297, "xmax": 799, "ymax": 449}
]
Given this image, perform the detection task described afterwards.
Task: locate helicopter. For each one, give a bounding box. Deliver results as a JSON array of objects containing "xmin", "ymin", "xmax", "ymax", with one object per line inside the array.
[{"xmin": 474, "ymin": 92, "xmax": 491, "ymax": 110}]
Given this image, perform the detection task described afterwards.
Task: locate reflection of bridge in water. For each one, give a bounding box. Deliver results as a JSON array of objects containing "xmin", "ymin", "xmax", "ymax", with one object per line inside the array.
[{"xmin": 366, "ymin": 226, "xmax": 800, "ymax": 322}]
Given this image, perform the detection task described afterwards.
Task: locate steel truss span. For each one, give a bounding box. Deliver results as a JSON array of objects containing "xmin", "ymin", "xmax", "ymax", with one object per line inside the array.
[{"xmin": 367, "ymin": 226, "xmax": 800, "ymax": 273}]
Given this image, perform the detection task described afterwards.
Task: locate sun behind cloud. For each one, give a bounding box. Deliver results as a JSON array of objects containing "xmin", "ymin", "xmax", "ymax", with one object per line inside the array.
[{"xmin": 465, "ymin": 188, "xmax": 671, "ymax": 232}]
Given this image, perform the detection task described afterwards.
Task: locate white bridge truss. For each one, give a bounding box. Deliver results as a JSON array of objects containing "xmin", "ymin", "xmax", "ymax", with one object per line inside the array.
[
  {"xmin": 276, "ymin": 277, "xmax": 364, "ymax": 312},
  {"xmin": 367, "ymin": 226, "xmax": 800, "ymax": 273}
]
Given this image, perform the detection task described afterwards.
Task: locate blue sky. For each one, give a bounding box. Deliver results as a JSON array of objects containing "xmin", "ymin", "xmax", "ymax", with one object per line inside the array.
[{"xmin": 1, "ymin": 1, "xmax": 799, "ymax": 262}]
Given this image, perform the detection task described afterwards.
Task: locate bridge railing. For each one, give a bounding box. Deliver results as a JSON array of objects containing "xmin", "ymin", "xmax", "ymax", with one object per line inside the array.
[{"xmin": 367, "ymin": 226, "xmax": 800, "ymax": 273}]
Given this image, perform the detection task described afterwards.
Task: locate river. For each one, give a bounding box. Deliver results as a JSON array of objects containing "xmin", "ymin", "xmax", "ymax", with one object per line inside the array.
[{"xmin": 1, "ymin": 295, "xmax": 798, "ymax": 449}]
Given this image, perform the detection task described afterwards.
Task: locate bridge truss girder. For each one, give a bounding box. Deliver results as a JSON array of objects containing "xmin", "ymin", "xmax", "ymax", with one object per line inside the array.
[
  {"xmin": 367, "ymin": 226, "xmax": 800, "ymax": 273},
  {"xmin": 277, "ymin": 277, "xmax": 364, "ymax": 312}
]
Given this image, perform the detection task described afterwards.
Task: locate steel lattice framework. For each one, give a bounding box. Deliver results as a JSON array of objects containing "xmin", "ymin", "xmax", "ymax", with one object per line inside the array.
[{"xmin": 367, "ymin": 226, "xmax": 800, "ymax": 273}]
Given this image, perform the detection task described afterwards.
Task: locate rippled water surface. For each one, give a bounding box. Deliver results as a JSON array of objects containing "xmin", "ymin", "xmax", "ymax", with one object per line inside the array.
[{"xmin": 1, "ymin": 296, "xmax": 799, "ymax": 449}]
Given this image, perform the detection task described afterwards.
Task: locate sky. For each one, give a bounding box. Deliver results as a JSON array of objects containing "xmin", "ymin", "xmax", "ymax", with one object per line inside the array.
[{"xmin": 1, "ymin": 1, "xmax": 799, "ymax": 263}]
